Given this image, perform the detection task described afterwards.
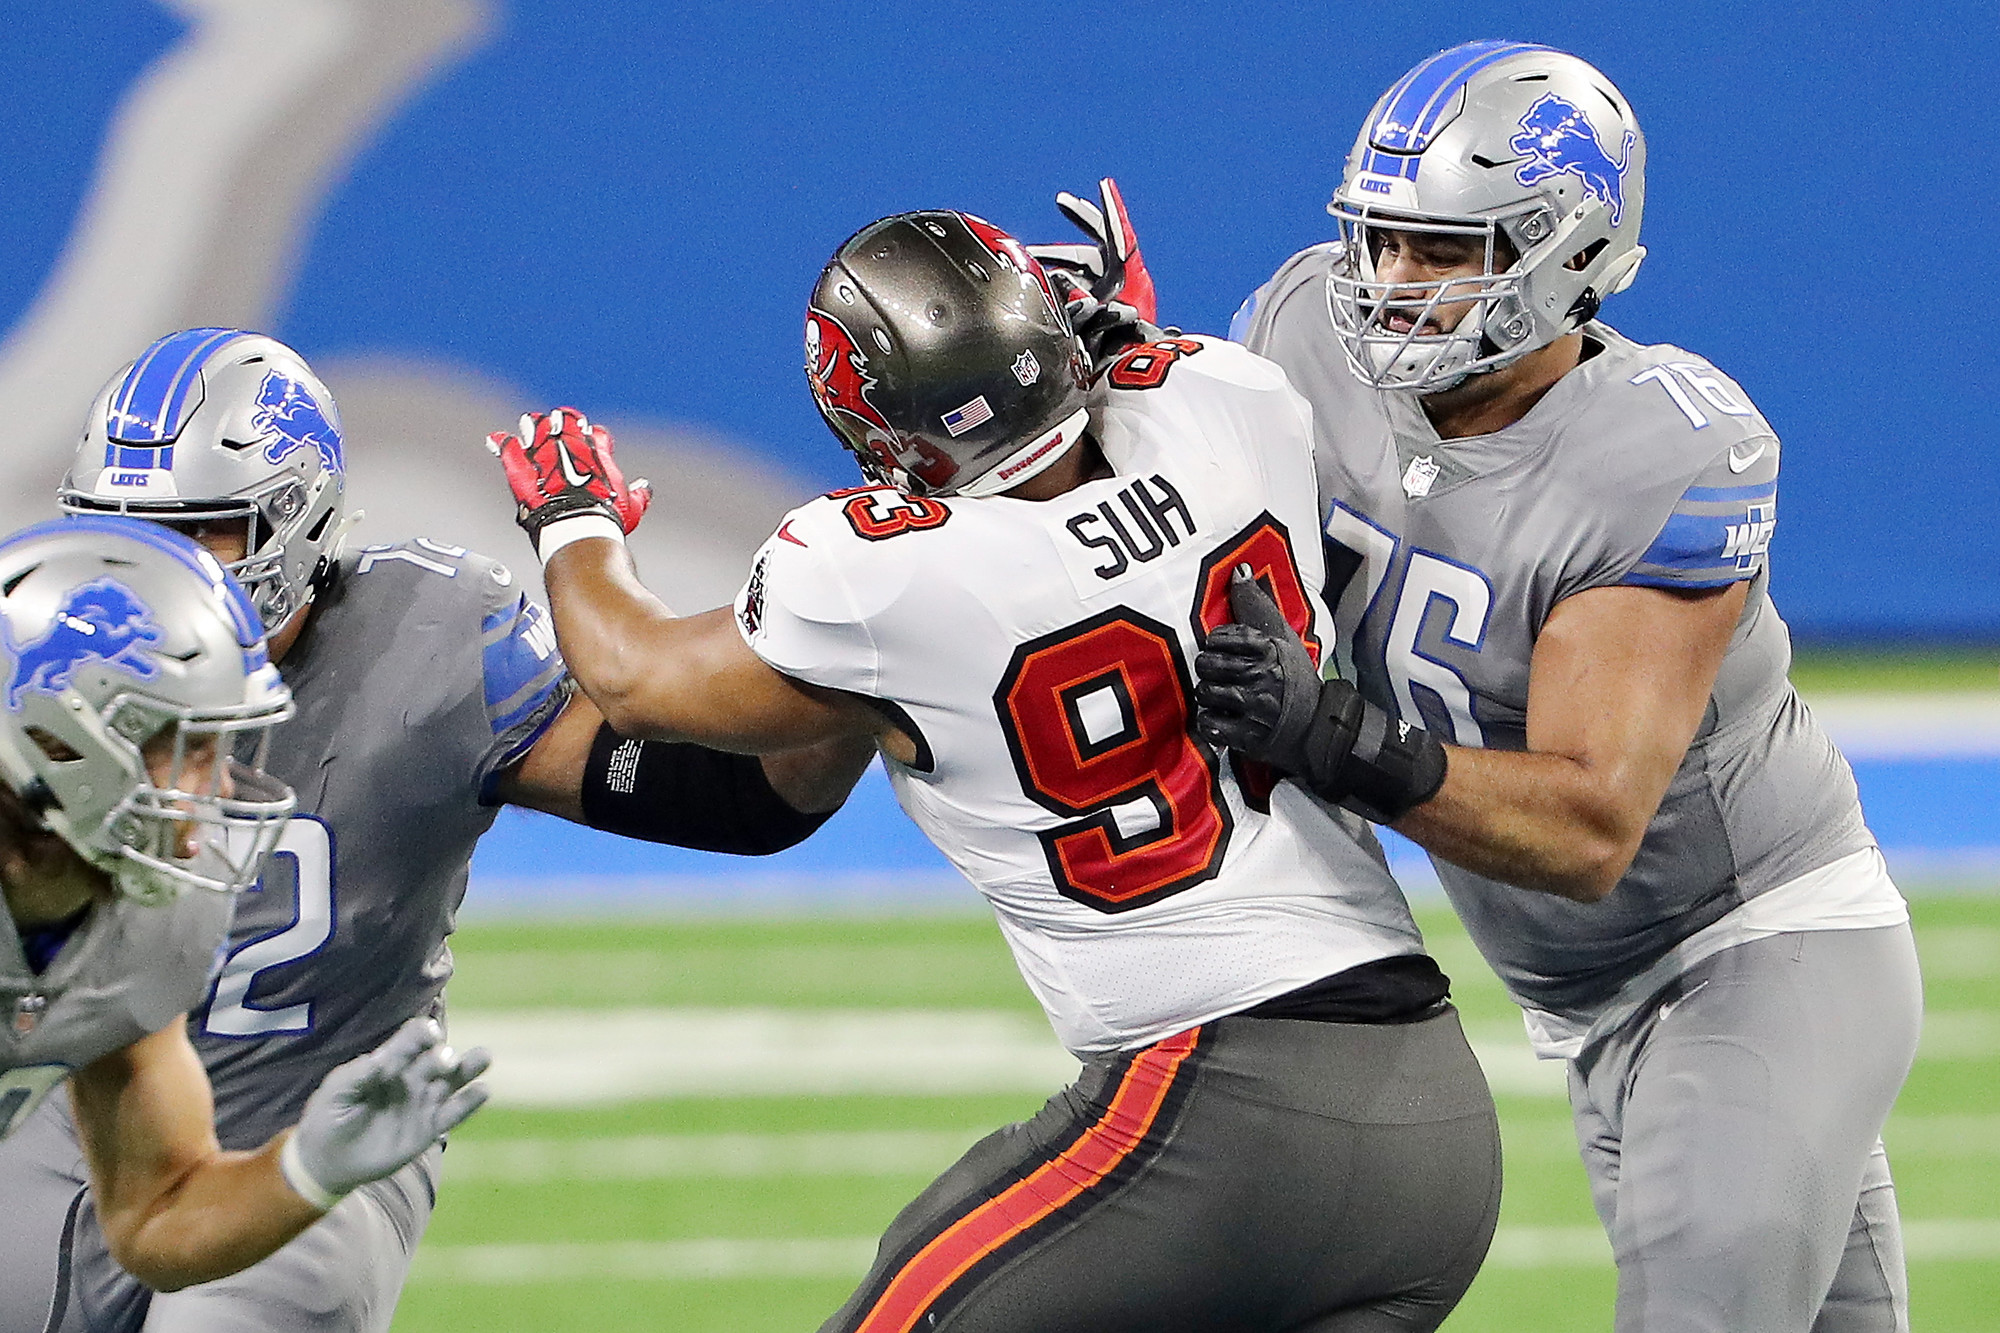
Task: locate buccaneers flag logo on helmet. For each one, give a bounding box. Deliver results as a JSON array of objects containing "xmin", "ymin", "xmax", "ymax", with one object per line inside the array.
[
  {"xmin": 805, "ymin": 309, "xmax": 896, "ymax": 442},
  {"xmin": 959, "ymin": 213, "xmax": 1065, "ymax": 321}
]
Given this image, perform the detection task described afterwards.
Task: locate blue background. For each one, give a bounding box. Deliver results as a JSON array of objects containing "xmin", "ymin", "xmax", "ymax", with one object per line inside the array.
[
  {"xmin": 4, "ymin": 1, "xmax": 1996, "ymax": 641},
  {"xmin": 465, "ymin": 757, "xmax": 2000, "ymax": 899}
]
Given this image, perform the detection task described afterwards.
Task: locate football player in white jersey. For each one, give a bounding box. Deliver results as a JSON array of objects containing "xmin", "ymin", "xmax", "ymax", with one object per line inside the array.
[
  {"xmin": 489, "ymin": 210, "xmax": 1501, "ymax": 1331},
  {"xmin": 0, "ymin": 517, "xmax": 487, "ymax": 1299},
  {"xmin": 1189, "ymin": 40, "xmax": 1921, "ymax": 1333}
]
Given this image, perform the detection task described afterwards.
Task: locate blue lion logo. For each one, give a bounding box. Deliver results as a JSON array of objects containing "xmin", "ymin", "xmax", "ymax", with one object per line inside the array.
[
  {"xmin": 1510, "ymin": 94, "xmax": 1636, "ymax": 227},
  {"xmin": 254, "ymin": 371, "xmax": 343, "ymax": 474},
  {"xmin": 4, "ymin": 579, "xmax": 165, "ymax": 711}
]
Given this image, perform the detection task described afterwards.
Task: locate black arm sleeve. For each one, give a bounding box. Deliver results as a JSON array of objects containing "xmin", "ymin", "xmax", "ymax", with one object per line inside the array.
[{"xmin": 579, "ymin": 723, "xmax": 836, "ymax": 855}]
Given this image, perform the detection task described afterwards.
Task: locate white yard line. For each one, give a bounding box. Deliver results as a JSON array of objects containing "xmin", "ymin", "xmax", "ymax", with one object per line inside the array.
[
  {"xmin": 445, "ymin": 1008, "xmax": 1571, "ymax": 1106},
  {"xmin": 440, "ymin": 1113, "xmax": 2000, "ymax": 1189},
  {"xmin": 1802, "ymin": 692, "xmax": 2000, "ymax": 760},
  {"xmin": 447, "ymin": 1008, "xmax": 1077, "ymax": 1105},
  {"xmin": 408, "ymin": 1221, "xmax": 2000, "ymax": 1284},
  {"xmin": 443, "ymin": 1131, "xmax": 985, "ymax": 1183},
  {"xmin": 446, "ymin": 1005, "xmax": 1993, "ymax": 1110}
]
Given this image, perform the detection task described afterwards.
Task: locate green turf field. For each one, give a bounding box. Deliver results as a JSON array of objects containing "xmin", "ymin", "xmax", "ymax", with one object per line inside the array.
[
  {"xmin": 391, "ymin": 896, "xmax": 2000, "ymax": 1331},
  {"xmin": 1787, "ymin": 647, "xmax": 1997, "ymax": 694}
]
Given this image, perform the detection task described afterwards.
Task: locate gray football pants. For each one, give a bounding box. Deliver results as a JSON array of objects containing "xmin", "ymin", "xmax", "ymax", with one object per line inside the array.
[
  {"xmin": 1567, "ymin": 925, "xmax": 1922, "ymax": 1333},
  {"xmin": 0, "ymin": 1092, "xmax": 436, "ymax": 1333},
  {"xmin": 822, "ymin": 1006, "xmax": 1502, "ymax": 1333}
]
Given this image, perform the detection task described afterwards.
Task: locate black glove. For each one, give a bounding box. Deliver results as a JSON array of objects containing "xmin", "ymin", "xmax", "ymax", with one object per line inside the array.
[
  {"xmin": 1047, "ymin": 271, "xmax": 1161, "ymax": 371},
  {"xmin": 1194, "ymin": 567, "xmax": 1446, "ymax": 823}
]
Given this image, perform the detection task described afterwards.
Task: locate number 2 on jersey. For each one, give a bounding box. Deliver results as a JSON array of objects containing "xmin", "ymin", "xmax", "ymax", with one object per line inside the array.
[
  {"xmin": 995, "ymin": 518, "xmax": 1315, "ymax": 913},
  {"xmin": 202, "ymin": 816, "xmax": 334, "ymax": 1037}
]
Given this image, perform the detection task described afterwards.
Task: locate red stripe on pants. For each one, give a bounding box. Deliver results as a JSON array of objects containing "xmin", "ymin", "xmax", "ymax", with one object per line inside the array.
[{"xmin": 852, "ymin": 1027, "xmax": 1201, "ymax": 1333}]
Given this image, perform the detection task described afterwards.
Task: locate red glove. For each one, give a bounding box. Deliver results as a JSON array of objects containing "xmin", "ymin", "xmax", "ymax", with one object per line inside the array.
[
  {"xmin": 1027, "ymin": 177, "xmax": 1158, "ymax": 323},
  {"xmin": 486, "ymin": 407, "xmax": 651, "ymax": 559}
]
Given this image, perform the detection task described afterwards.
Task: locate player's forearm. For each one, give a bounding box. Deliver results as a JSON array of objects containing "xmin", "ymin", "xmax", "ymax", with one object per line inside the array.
[
  {"xmin": 541, "ymin": 537, "xmax": 715, "ymax": 741},
  {"xmin": 1390, "ymin": 745, "xmax": 1649, "ymax": 902},
  {"xmin": 96, "ymin": 1136, "xmax": 323, "ymax": 1291}
]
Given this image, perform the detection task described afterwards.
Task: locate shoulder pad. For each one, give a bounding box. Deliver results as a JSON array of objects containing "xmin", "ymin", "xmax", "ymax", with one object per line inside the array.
[
  {"xmin": 344, "ymin": 536, "xmax": 528, "ymax": 622},
  {"xmin": 1563, "ymin": 336, "xmax": 1779, "ymax": 489},
  {"xmin": 793, "ymin": 486, "xmax": 958, "ymax": 550},
  {"xmin": 1566, "ymin": 337, "xmax": 1782, "ymax": 590},
  {"xmin": 736, "ymin": 498, "xmax": 902, "ymax": 696},
  {"xmin": 1100, "ymin": 334, "xmax": 1294, "ymax": 398},
  {"xmin": 1234, "ymin": 243, "xmax": 1342, "ymax": 351}
]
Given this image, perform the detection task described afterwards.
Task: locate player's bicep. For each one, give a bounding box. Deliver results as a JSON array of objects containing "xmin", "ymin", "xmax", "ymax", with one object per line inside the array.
[
  {"xmin": 492, "ymin": 691, "xmax": 604, "ymax": 819},
  {"xmin": 70, "ymin": 1021, "xmax": 219, "ymax": 1223},
  {"xmin": 601, "ymin": 606, "xmax": 881, "ymax": 754},
  {"xmin": 1526, "ymin": 580, "xmax": 1748, "ymax": 808}
]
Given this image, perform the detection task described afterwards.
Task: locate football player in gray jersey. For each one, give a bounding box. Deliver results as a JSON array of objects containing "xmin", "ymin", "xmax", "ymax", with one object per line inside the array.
[
  {"xmin": 0, "ymin": 330, "xmax": 867, "ymax": 1333},
  {"xmin": 1189, "ymin": 39, "xmax": 1921, "ymax": 1333},
  {"xmin": 0, "ymin": 517, "xmax": 487, "ymax": 1310}
]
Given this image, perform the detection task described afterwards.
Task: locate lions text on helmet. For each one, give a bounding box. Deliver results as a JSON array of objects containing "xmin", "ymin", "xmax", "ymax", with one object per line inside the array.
[{"xmin": 1325, "ymin": 40, "xmax": 1646, "ymax": 393}]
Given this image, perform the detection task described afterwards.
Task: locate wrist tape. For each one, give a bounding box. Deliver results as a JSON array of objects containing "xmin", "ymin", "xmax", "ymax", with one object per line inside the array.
[
  {"xmin": 278, "ymin": 1134, "xmax": 344, "ymax": 1213},
  {"xmin": 534, "ymin": 512, "xmax": 624, "ymax": 562}
]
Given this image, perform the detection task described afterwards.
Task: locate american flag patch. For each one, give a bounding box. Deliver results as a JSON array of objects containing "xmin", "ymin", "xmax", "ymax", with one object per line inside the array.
[{"xmin": 941, "ymin": 396, "xmax": 993, "ymax": 437}]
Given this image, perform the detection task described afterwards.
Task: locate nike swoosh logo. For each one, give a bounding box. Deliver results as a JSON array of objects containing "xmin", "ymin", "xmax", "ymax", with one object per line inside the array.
[
  {"xmin": 777, "ymin": 520, "xmax": 807, "ymax": 547},
  {"xmin": 558, "ymin": 444, "xmax": 592, "ymax": 489},
  {"xmin": 1727, "ymin": 440, "xmax": 1768, "ymax": 473}
]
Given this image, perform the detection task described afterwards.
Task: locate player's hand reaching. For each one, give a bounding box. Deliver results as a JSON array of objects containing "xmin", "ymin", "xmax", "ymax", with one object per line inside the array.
[
  {"xmin": 1048, "ymin": 273, "xmax": 1162, "ymax": 374},
  {"xmin": 1030, "ymin": 178, "xmax": 1165, "ymax": 372},
  {"xmin": 1195, "ymin": 567, "xmax": 1447, "ymax": 823},
  {"xmin": 281, "ymin": 1017, "xmax": 491, "ymax": 1211},
  {"xmin": 1028, "ymin": 177, "xmax": 1157, "ymax": 321},
  {"xmin": 487, "ymin": 407, "xmax": 651, "ymax": 561}
]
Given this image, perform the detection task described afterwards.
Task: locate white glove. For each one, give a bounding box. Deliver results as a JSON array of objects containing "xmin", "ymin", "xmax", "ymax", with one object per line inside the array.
[{"xmin": 280, "ymin": 1017, "xmax": 491, "ymax": 1210}]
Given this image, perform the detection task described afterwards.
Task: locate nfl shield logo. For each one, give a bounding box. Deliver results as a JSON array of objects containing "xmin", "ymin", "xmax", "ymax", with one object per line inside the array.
[
  {"xmin": 1011, "ymin": 350, "xmax": 1041, "ymax": 386},
  {"xmin": 13, "ymin": 995, "xmax": 46, "ymax": 1035},
  {"xmin": 1402, "ymin": 454, "xmax": 1441, "ymax": 498}
]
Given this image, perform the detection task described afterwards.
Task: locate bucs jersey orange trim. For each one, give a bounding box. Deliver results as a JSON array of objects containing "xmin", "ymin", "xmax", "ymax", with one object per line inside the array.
[{"xmin": 844, "ymin": 1028, "xmax": 1203, "ymax": 1333}]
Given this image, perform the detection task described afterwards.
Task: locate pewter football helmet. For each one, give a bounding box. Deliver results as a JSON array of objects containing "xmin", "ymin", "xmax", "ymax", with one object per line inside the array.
[
  {"xmin": 59, "ymin": 328, "xmax": 348, "ymax": 627},
  {"xmin": 807, "ymin": 211, "xmax": 1091, "ymax": 498},
  {"xmin": 0, "ymin": 517, "xmax": 296, "ymax": 905},
  {"xmin": 1326, "ymin": 40, "xmax": 1647, "ymax": 392}
]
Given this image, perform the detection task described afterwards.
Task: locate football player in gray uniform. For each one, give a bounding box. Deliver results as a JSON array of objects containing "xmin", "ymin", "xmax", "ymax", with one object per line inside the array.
[
  {"xmin": 1189, "ymin": 39, "xmax": 1921, "ymax": 1333},
  {"xmin": 0, "ymin": 330, "xmax": 866, "ymax": 1333},
  {"xmin": 0, "ymin": 517, "xmax": 487, "ymax": 1306}
]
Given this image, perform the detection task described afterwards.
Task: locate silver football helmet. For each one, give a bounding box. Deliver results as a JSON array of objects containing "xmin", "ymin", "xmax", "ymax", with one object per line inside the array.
[
  {"xmin": 1325, "ymin": 40, "xmax": 1647, "ymax": 392},
  {"xmin": 59, "ymin": 328, "xmax": 348, "ymax": 627},
  {"xmin": 807, "ymin": 212, "xmax": 1091, "ymax": 498},
  {"xmin": 0, "ymin": 517, "xmax": 296, "ymax": 905}
]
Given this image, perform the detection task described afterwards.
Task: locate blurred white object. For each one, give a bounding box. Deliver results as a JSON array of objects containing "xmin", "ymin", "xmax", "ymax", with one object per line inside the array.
[{"xmin": 0, "ymin": 0, "xmax": 492, "ymax": 509}]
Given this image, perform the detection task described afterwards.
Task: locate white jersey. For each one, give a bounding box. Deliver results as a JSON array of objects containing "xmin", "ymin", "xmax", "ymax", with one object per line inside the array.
[{"xmin": 738, "ymin": 336, "xmax": 1425, "ymax": 1055}]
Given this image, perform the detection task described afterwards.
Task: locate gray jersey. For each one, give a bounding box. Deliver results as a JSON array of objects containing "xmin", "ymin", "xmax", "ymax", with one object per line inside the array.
[
  {"xmin": 188, "ymin": 538, "xmax": 566, "ymax": 1147},
  {"xmin": 1235, "ymin": 245, "xmax": 1873, "ymax": 1015},
  {"xmin": 0, "ymin": 889, "xmax": 232, "ymax": 1140}
]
